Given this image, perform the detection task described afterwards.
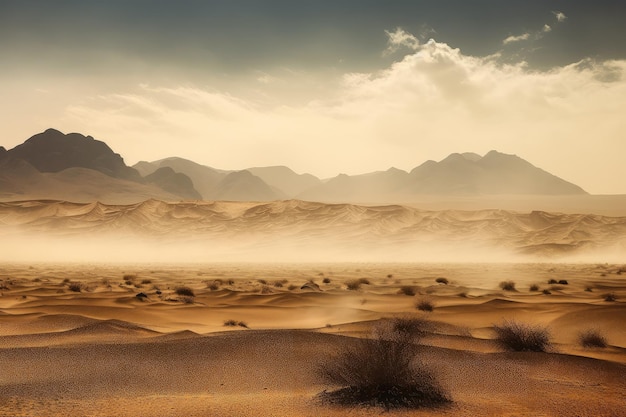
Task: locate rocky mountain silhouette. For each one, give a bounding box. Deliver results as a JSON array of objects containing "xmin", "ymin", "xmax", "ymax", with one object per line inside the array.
[
  {"xmin": 6, "ymin": 128, "xmax": 141, "ymax": 181},
  {"xmin": 1, "ymin": 129, "xmax": 588, "ymax": 204}
]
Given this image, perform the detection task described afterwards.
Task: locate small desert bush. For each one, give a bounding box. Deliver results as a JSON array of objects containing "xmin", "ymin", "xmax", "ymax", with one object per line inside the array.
[
  {"xmin": 68, "ymin": 282, "xmax": 83, "ymax": 292},
  {"xmin": 558, "ymin": 280, "xmax": 568, "ymax": 285},
  {"xmin": 207, "ymin": 281, "xmax": 220, "ymax": 291},
  {"xmin": 257, "ymin": 279, "xmax": 267, "ymax": 285},
  {"xmin": 175, "ymin": 286, "xmax": 195, "ymax": 297},
  {"xmin": 398, "ymin": 286, "xmax": 417, "ymax": 296},
  {"xmin": 123, "ymin": 274, "xmax": 137, "ymax": 282},
  {"xmin": 416, "ymin": 299, "xmax": 435, "ymax": 312},
  {"xmin": 492, "ymin": 320, "xmax": 551, "ymax": 352},
  {"xmin": 603, "ymin": 293, "xmax": 617, "ymax": 302},
  {"xmin": 318, "ymin": 318, "xmax": 449, "ymax": 409},
  {"xmin": 358, "ymin": 278, "xmax": 371, "ymax": 285},
  {"xmin": 273, "ymin": 281, "xmax": 284, "ymax": 288},
  {"xmin": 579, "ymin": 329, "xmax": 608, "ymax": 348},
  {"xmin": 346, "ymin": 280, "xmax": 363, "ymax": 291},
  {"xmin": 323, "ymin": 277, "xmax": 331, "ymax": 284},
  {"xmin": 548, "ymin": 279, "xmax": 558, "ymax": 284},
  {"xmin": 542, "ymin": 289, "xmax": 552, "ymax": 295},
  {"xmin": 499, "ymin": 281, "xmax": 516, "ymax": 291},
  {"xmin": 287, "ymin": 284, "xmax": 298, "ymax": 291},
  {"xmin": 224, "ymin": 319, "xmax": 248, "ymax": 328},
  {"xmin": 141, "ymin": 279, "xmax": 152, "ymax": 285},
  {"xmin": 435, "ymin": 277, "xmax": 449, "ymax": 285},
  {"xmin": 529, "ymin": 284, "xmax": 540, "ymax": 292},
  {"xmin": 179, "ymin": 296, "xmax": 194, "ymax": 304}
]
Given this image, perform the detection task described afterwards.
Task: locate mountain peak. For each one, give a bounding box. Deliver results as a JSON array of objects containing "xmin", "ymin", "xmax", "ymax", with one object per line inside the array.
[{"xmin": 7, "ymin": 129, "xmax": 141, "ymax": 181}]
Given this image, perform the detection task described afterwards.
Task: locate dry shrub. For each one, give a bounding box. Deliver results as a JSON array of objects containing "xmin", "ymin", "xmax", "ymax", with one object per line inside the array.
[
  {"xmin": 603, "ymin": 293, "xmax": 617, "ymax": 302},
  {"xmin": 542, "ymin": 289, "xmax": 552, "ymax": 295},
  {"xmin": 499, "ymin": 281, "xmax": 516, "ymax": 291},
  {"xmin": 318, "ymin": 318, "xmax": 449, "ymax": 409},
  {"xmin": 579, "ymin": 329, "xmax": 608, "ymax": 348},
  {"xmin": 207, "ymin": 281, "xmax": 220, "ymax": 291},
  {"xmin": 358, "ymin": 278, "xmax": 371, "ymax": 285},
  {"xmin": 493, "ymin": 320, "xmax": 551, "ymax": 352},
  {"xmin": 416, "ymin": 299, "xmax": 435, "ymax": 312},
  {"xmin": 288, "ymin": 284, "xmax": 298, "ymax": 291},
  {"xmin": 68, "ymin": 282, "xmax": 83, "ymax": 292},
  {"xmin": 224, "ymin": 319, "xmax": 249, "ymax": 329},
  {"xmin": 558, "ymin": 280, "xmax": 569, "ymax": 285},
  {"xmin": 346, "ymin": 280, "xmax": 362, "ymax": 291},
  {"xmin": 435, "ymin": 277, "xmax": 448, "ymax": 285},
  {"xmin": 141, "ymin": 279, "xmax": 152, "ymax": 285},
  {"xmin": 398, "ymin": 286, "xmax": 417, "ymax": 296},
  {"xmin": 273, "ymin": 281, "xmax": 284, "ymax": 288},
  {"xmin": 175, "ymin": 286, "xmax": 195, "ymax": 297},
  {"xmin": 323, "ymin": 277, "xmax": 331, "ymax": 284},
  {"xmin": 529, "ymin": 284, "xmax": 540, "ymax": 292},
  {"xmin": 179, "ymin": 296, "xmax": 194, "ymax": 304},
  {"xmin": 548, "ymin": 279, "xmax": 558, "ymax": 284}
]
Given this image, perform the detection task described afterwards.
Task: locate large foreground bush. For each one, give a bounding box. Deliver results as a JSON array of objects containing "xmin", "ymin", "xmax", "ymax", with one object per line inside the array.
[{"xmin": 318, "ymin": 318, "xmax": 450, "ymax": 410}]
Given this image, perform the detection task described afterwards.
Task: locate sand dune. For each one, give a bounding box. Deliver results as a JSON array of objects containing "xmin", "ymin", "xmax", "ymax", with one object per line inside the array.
[
  {"xmin": 0, "ymin": 262, "xmax": 624, "ymax": 416},
  {"xmin": 0, "ymin": 200, "xmax": 625, "ymax": 262}
]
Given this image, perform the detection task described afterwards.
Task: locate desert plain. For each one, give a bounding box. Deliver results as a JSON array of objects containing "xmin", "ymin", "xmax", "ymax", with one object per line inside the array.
[{"xmin": 0, "ymin": 259, "xmax": 624, "ymax": 417}]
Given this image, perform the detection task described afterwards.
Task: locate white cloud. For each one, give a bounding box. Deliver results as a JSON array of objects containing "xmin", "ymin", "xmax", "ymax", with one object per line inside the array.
[
  {"xmin": 384, "ymin": 28, "xmax": 420, "ymax": 54},
  {"xmin": 60, "ymin": 35, "xmax": 626, "ymax": 193},
  {"xmin": 553, "ymin": 11, "xmax": 567, "ymax": 22},
  {"xmin": 543, "ymin": 24, "xmax": 552, "ymax": 33},
  {"xmin": 503, "ymin": 33, "xmax": 530, "ymax": 45}
]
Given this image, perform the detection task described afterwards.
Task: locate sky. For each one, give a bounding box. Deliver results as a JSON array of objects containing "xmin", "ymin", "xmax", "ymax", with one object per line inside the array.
[{"xmin": 1, "ymin": 0, "xmax": 625, "ymax": 194}]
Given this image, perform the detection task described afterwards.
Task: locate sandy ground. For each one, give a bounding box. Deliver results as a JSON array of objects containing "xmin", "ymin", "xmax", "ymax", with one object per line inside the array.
[{"xmin": 0, "ymin": 262, "xmax": 624, "ymax": 416}]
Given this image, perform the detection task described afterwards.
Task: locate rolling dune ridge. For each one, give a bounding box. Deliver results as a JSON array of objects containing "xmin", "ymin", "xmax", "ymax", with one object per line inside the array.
[{"xmin": 1, "ymin": 200, "xmax": 625, "ymax": 263}]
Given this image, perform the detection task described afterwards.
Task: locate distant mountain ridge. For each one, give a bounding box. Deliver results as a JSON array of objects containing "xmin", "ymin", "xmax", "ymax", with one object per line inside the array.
[{"xmin": 0, "ymin": 129, "xmax": 587, "ymax": 204}]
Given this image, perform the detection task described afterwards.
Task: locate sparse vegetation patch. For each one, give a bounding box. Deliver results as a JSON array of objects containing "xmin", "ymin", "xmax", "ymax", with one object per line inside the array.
[
  {"xmin": 416, "ymin": 299, "xmax": 435, "ymax": 312},
  {"xmin": 346, "ymin": 280, "xmax": 363, "ymax": 291},
  {"xmin": 603, "ymin": 293, "xmax": 617, "ymax": 302},
  {"xmin": 579, "ymin": 329, "xmax": 608, "ymax": 348},
  {"xmin": 398, "ymin": 286, "xmax": 417, "ymax": 296},
  {"xmin": 175, "ymin": 286, "xmax": 195, "ymax": 297},
  {"xmin": 318, "ymin": 318, "xmax": 449, "ymax": 410},
  {"xmin": 492, "ymin": 320, "xmax": 551, "ymax": 352},
  {"xmin": 499, "ymin": 281, "xmax": 516, "ymax": 291}
]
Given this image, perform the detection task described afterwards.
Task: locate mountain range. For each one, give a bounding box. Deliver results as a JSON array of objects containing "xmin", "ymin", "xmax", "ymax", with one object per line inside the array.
[{"xmin": 0, "ymin": 128, "xmax": 587, "ymax": 204}]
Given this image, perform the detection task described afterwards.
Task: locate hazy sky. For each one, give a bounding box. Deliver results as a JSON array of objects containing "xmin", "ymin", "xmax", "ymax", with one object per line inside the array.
[{"xmin": 1, "ymin": 1, "xmax": 625, "ymax": 193}]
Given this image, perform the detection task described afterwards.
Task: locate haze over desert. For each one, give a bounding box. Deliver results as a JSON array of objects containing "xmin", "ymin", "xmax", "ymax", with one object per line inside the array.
[{"xmin": 2, "ymin": 1, "xmax": 626, "ymax": 416}]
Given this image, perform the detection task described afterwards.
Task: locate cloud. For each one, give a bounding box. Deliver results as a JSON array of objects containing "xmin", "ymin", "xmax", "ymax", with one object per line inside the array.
[
  {"xmin": 503, "ymin": 33, "xmax": 530, "ymax": 45},
  {"xmin": 61, "ymin": 33, "xmax": 626, "ymax": 193},
  {"xmin": 503, "ymin": 11, "xmax": 566, "ymax": 46},
  {"xmin": 553, "ymin": 11, "xmax": 567, "ymax": 22},
  {"xmin": 384, "ymin": 28, "xmax": 420, "ymax": 54}
]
